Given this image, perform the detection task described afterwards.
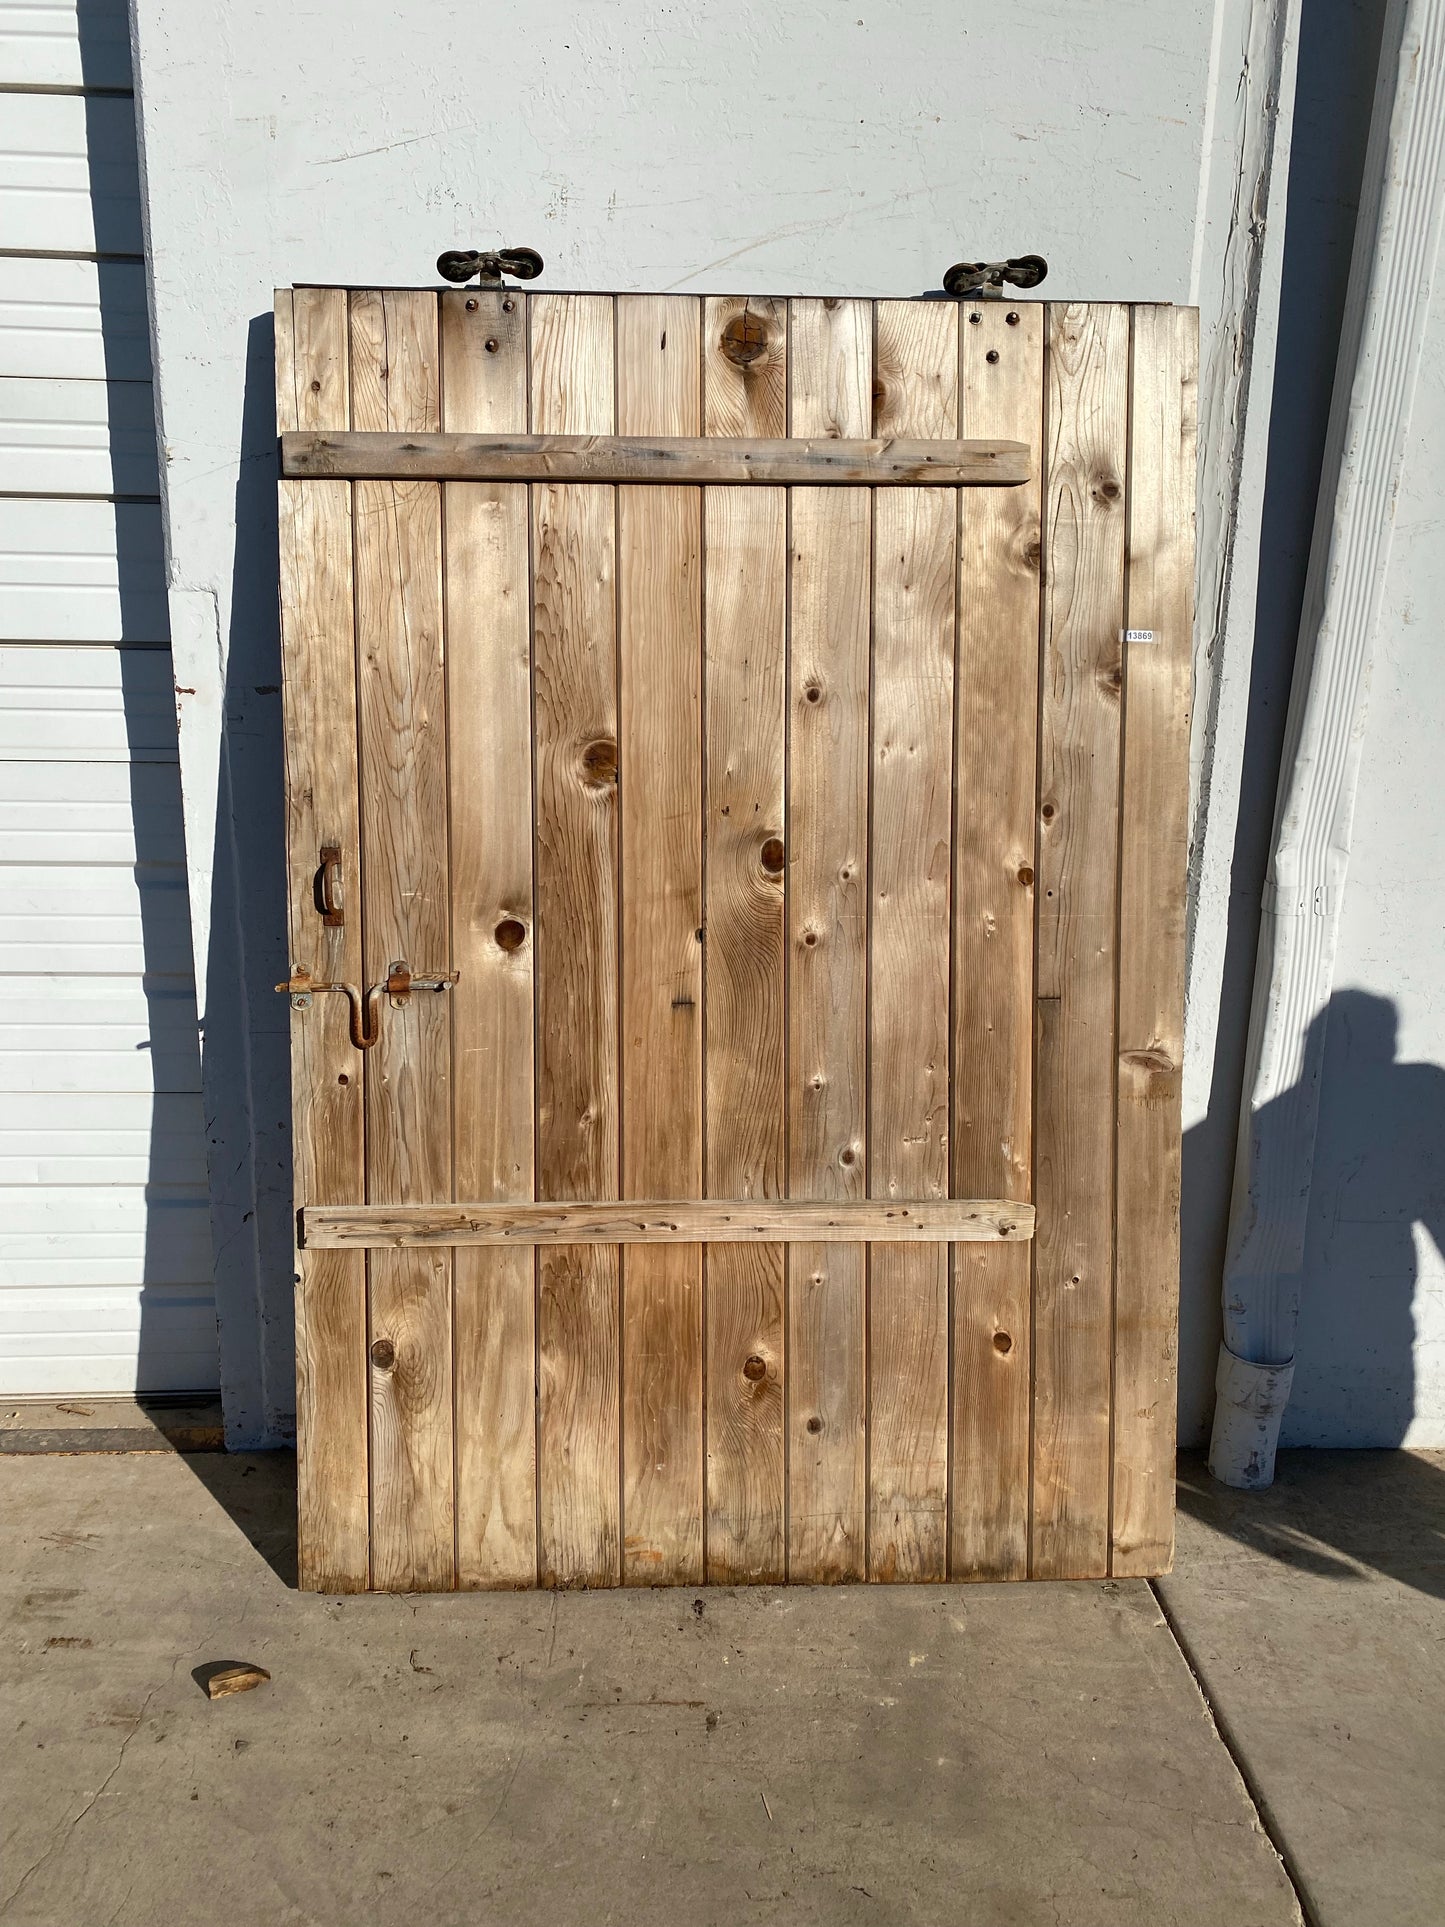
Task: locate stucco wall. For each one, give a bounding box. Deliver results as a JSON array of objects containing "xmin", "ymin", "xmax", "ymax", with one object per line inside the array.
[
  {"xmin": 1284, "ymin": 246, "xmax": 1445, "ymax": 1447},
  {"xmin": 130, "ymin": 0, "xmax": 1303, "ymax": 1444}
]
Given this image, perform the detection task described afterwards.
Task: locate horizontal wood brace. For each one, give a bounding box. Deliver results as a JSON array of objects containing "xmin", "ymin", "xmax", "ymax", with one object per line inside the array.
[
  {"xmin": 280, "ymin": 431, "xmax": 1031, "ymax": 487},
  {"xmin": 301, "ymin": 1198, "xmax": 1036, "ymax": 1248}
]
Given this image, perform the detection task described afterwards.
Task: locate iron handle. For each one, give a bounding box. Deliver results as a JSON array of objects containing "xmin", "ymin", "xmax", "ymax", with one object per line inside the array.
[{"xmin": 317, "ymin": 845, "xmax": 344, "ymax": 926}]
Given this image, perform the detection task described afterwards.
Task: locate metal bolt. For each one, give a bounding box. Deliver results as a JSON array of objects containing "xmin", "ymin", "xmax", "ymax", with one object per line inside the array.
[
  {"xmin": 465, "ymin": 298, "xmax": 479, "ymax": 312},
  {"xmin": 1006, "ymin": 311, "xmax": 1020, "ymax": 325},
  {"xmin": 969, "ymin": 311, "xmax": 983, "ymax": 324},
  {"xmin": 485, "ymin": 337, "xmax": 500, "ymax": 353},
  {"xmin": 502, "ymin": 298, "xmax": 516, "ymax": 313},
  {"xmin": 986, "ymin": 349, "xmax": 1000, "ymax": 364}
]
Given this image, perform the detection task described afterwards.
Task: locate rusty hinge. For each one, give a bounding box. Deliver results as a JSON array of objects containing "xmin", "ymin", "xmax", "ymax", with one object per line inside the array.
[
  {"xmin": 943, "ymin": 254, "xmax": 1048, "ymax": 299},
  {"xmin": 436, "ymin": 245, "xmax": 544, "ymax": 289},
  {"xmin": 275, "ymin": 963, "xmax": 459, "ymax": 1050}
]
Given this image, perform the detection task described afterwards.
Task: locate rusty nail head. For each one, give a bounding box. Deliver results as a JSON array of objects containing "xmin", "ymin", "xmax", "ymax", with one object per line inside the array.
[
  {"xmin": 484, "ymin": 337, "xmax": 500, "ymax": 353},
  {"xmin": 465, "ymin": 297, "xmax": 478, "ymax": 312}
]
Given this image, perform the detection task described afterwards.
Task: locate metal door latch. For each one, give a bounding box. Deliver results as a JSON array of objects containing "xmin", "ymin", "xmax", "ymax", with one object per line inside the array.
[
  {"xmin": 943, "ymin": 254, "xmax": 1048, "ymax": 299},
  {"xmin": 436, "ymin": 246, "xmax": 544, "ymax": 289},
  {"xmin": 275, "ymin": 964, "xmax": 459, "ymax": 1051}
]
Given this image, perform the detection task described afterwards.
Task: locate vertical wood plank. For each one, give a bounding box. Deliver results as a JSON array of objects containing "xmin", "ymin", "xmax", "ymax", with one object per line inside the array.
[
  {"xmin": 786, "ymin": 298, "xmax": 870, "ymax": 1581},
  {"xmin": 702, "ymin": 293, "xmax": 789, "ymax": 1582},
  {"xmin": 1112, "ymin": 306, "xmax": 1197, "ymax": 1577},
  {"xmin": 350, "ymin": 288, "xmax": 454, "ymax": 1592},
  {"xmin": 277, "ymin": 287, "xmax": 369, "ymax": 1592},
  {"xmin": 952, "ymin": 302, "xmax": 1045, "ymax": 1581},
  {"xmin": 616, "ymin": 295, "xmax": 704, "ymax": 1585},
  {"xmin": 441, "ymin": 288, "xmax": 536, "ymax": 1587},
  {"xmin": 868, "ymin": 300, "xmax": 956, "ymax": 1582},
  {"xmin": 530, "ymin": 293, "xmax": 621, "ymax": 1587},
  {"xmin": 1032, "ymin": 303, "xmax": 1129, "ymax": 1581}
]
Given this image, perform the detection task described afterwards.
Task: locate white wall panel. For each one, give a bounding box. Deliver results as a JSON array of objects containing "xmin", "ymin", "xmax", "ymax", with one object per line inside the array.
[
  {"xmin": 0, "ymin": 1289, "xmax": 219, "ymax": 1396},
  {"xmin": 0, "ymin": 645, "xmax": 214, "ymax": 1392},
  {"xmin": 0, "ymin": 499, "xmax": 168, "ymax": 640},
  {"xmin": 0, "ymin": 93, "xmax": 143, "ymax": 254},
  {"xmin": 0, "ymin": 0, "xmax": 133, "ymax": 88},
  {"xmin": 2, "ymin": 0, "xmax": 215, "ymax": 1399},
  {"xmin": 0, "ymin": 257, "xmax": 151, "ymax": 382},
  {"xmin": 0, "ymin": 375, "xmax": 158, "ymax": 493}
]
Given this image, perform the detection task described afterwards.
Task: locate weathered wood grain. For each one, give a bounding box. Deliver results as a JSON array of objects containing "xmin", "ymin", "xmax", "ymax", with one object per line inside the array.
[
  {"xmin": 701, "ymin": 295, "xmax": 789, "ymax": 1585},
  {"xmin": 277, "ymin": 286, "xmax": 369, "ymax": 1593},
  {"xmin": 305, "ymin": 1199, "xmax": 1034, "ymax": 1247},
  {"xmin": 786, "ymin": 297, "xmax": 871, "ymax": 1581},
  {"xmin": 1112, "ymin": 306, "xmax": 1196, "ymax": 1577},
  {"xmin": 1032, "ymin": 304, "xmax": 1130, "ymax": 1581},
  {"xmin": 350, "ymin": 288, "xmax": 454, "ymax": 1592},
  {"xmin": 282, "ymin": 430, "xmax": 1029, "ymax": 486},
  {"xmin": 348, "ymin": 290, "xmax": 453, "ymax": 1591},
  {"xmin": 441, "ymin": 287, "xmax": 536, "ymax": 1588},
  {"xmin": 867, "ymin": 300, "xmax": 957, "ymax": 1582},
  {"xmin": 616, "ymin": 295, "xmax": 704, "ymax": 1585},
  {"xmin": 279, "ymin": 287, "xmax": 1194, "ymax": 1596},
  {"xmin": 530, "ymin": 293, "xmax": 622, "ymax": 1588},
  {"xmin": 952, "ymin": 301, "xmax": 1045, "ymax": 1581},
  {"xmin": 703, "ymin": 296, "xmax": 787, "ymax": 439}
]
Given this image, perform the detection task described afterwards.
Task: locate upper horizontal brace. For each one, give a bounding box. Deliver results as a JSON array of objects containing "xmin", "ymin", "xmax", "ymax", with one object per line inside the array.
[
  {"xmin": 301, "ymin": 1197, "xmax": 1036, "ymax": 1248},
  {"xmin": 280, "ymin": 431, "xmax": 1031, "ymax": 487}
]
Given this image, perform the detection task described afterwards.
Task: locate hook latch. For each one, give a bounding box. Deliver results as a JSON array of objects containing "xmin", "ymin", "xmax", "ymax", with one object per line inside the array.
[{"xmin": 276, "ymin": 964, "xmax": 459, "ymax": 1051}]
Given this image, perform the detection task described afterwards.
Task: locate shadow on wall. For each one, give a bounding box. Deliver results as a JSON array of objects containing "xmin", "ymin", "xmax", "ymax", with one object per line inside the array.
[
  {"xmin": 1179, "ymin": 988, "xmax": 1445, "ymax": 1599},
  {"xmin": 201, "ymin": 308, "xmax": 296, "ymax": 1440},
  {"xmin": 78, "ymin": 0, "xmax": 214, "ymax": 1394}
]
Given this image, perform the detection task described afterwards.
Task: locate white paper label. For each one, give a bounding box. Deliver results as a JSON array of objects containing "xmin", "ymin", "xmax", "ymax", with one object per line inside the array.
[{"xmin": 1121, "ymin": 628, "xmax": 1156, "ymax": 643}]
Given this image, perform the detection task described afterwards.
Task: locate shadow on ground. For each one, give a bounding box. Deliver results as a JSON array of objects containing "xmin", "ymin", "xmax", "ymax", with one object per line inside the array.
[
  {"xmin": 1177, "ymin": 1447, "xmax": 1445, "ymax": 1600},
  {"xmin": 178, "ymin": 1449, "xmax": 299, "ymax": 1589}
]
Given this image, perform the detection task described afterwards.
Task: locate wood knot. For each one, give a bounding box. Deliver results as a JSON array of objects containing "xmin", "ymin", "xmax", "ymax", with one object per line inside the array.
[
  {"xmin": 370, "ymin": 1337, "xmax": 396, "ymax": 1371},
  {"xmin": 743, "ymin": 1355, "xmax": 768, "ymax": 1383},
  {"xmin": 993, "ymin": 1330, "xmax": 1013, "ymax": 1355},
  {"xmin": 760, "ymin": 836, "xmax": 785, "ymax": 876},
  {"xmin": 720, "ymin": 310, "xmax": 770, "ymax": 368},
  {"xmin": 495, "ymin": 917, "xmax": 527, "ymax": 953},
  {"xmin": 804, "ymin": 682, "xmax": 822, "ymax": 705},
  {"xmin": 1017, "ymin": 864, "xmax": 1034, "ymax": 886},
  {"xmin": 806, "ymin": 1414, "xmax": 824, "ymax": 1434},
  {"xmin": 581, "ymin": 738, "xmax": 617, "ymax": 786},
  {"xmin": 1041, "ymin": 802, "xmax": 1056, "ymax": 823},
  {"xmin": 1092, "ymin": 474, "xmax": 1122, "ymax": 505}
]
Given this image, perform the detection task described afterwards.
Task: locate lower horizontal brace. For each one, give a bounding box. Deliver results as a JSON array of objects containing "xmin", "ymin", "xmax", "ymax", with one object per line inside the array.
[{"xmin": 301, "ymin": 1198, "xmax": 1035, "ymax": 1249}]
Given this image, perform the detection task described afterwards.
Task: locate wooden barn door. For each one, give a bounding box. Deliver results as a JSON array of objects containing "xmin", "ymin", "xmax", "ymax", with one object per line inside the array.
[{"xmin": 275, "ymin": 286, "xmax": 1196, "ymax": 1595}]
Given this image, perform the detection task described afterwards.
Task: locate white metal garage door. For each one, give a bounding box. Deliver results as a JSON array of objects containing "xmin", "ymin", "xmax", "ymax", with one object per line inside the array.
[{"xmin": 0, "ymin": 0, "xmax": 218, "ymax": 1394}]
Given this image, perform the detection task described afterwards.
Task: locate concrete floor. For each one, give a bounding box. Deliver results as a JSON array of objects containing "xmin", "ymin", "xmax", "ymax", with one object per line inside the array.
[{"xmin": 0, "ymin": 1448, "xmax": 1439, "ymax": 1927}]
